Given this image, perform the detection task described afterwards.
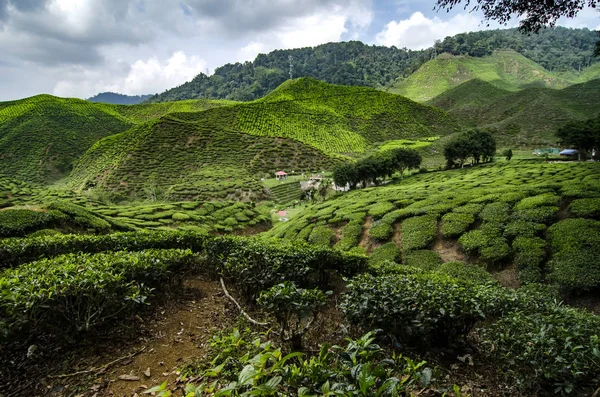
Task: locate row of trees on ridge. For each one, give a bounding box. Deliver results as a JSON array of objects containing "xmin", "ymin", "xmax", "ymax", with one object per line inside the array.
[
  {"xmin": 444, "ymin": 129, "xmax": 497, "ymax": 168},
  {"xmin": 333, "ymin": 148, "xmax": 422, "ymax": 189}
]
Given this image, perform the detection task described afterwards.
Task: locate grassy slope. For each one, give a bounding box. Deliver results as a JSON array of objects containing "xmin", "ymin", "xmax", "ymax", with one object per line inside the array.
[
  {"xmin": 232, "ymin": 78, "xmax": 456, "ymax": 155},
  {"xmin": 68, "ymin": 78, "xmax": 456, "ymax": 200},
  {"xmin": 389, "ymin": 50, "xmax": 598, "ymax": 102},
  {"xmin": 429, "ymin": 78, "xmax": 600, "ymax": 147},
  {"xmin": 0, "ymin": 95, "xmax": 235, "ymax": 184}
]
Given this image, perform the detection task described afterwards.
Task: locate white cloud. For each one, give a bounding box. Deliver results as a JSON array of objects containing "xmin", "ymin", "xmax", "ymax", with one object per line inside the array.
[
  {"xmin": 236, "ymin": 2, "xmax": 373, "ymax": 63},
  {"xmin": 53, "ymin": 51, "xmax": 207, "ymax": 98},
  {"xmin": 375, "ymin": 11, "xmax": 491, "ymax": 50}
]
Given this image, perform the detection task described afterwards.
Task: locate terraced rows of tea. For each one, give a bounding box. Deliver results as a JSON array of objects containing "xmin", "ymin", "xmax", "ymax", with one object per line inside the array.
[
  {"xmin": 266, "ymin": 161, "xmax": 600, "ymax": 292},
  {"xmin": 0, "ymin": 94, "xmax": 236, "ymax": 185}
]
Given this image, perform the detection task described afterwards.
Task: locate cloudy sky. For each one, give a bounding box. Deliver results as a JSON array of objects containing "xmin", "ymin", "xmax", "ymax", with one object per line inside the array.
[{"xmin": 0, "ymin": 0, "xmax": 598, "ymax": 101}]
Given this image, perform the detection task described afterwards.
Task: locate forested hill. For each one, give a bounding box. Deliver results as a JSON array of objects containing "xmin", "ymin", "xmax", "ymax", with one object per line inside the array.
[
  {"xmin": 147, "ymin": 27, "xmax": 599, "ymax": 103},
  {"xmin": 87, "ymin": 92, "xmax": 153, "ymax": 105}
]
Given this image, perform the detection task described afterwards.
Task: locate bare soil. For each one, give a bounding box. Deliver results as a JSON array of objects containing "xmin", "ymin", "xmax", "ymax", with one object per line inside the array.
[
  {"xmin": 0, "ymin": 279, "xmax": 236, "ymax": 397},
  {"xmin": 358, "ymin": 216, "xmax": 374, "ymax": 253},
  {"xmin": 432, "ymin": 236, "xmax": 466, "ymax": 263},
  {"xmin": 491, "ymin": 262, "xmax": 521, "ymax": 289}
]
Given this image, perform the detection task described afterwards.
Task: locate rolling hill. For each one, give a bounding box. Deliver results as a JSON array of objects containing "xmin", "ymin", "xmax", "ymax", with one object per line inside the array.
[
  {"xmin": 68, "ymin": 78, "xmax": 456, "ymax": 199},
  {"xmin": 388, "ymin": 50, "xmax": 597, "ymax": 102},
  {"xmin": 0, "ymin": 95, "xmax": 236, "ymax": 184},
  {"xmin": 148, "ymin": 28, "xmax": 599, "ymax": 103},
  {"xmin": 429, "ymin": 78, "xmax": 600, "ymax": 146}
]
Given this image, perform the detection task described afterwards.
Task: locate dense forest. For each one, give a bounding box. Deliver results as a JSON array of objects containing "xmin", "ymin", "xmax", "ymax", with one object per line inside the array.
[
  {"xmin": 87, "ymin": 92, "xmax": 153, "ymax": 105},
  {"xmin": 148, "ymin": 27, "xmax": 599, "ymax": 103}
]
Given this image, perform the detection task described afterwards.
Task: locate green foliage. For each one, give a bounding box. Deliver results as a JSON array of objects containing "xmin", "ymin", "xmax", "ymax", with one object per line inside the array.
[
  {"xmin": 547, "ymin": 219, "xmax": 600, "ymax": 291},
  {"xmin": 478, "ymin": 308, "xmax": 600, "ymax": 393},
  {"xmin": 0, "ymin": 209, "xmax": 61, "ymax": 237},
  {"xmin": 502, "ymin": 148, "xmax": 513, "ymax": 160},
  {"xmin": 503, "ymin": 220, "xmax": 546, "ymax": 239},
  {"xmin": 45, "ymin": 200, "xmax": 112, "ymax": 232},
  {"xmin": 556, "ymin": 114, "xmax": 600, "ymax": 157},
  {"xmin": 441, "ymin": 212, "xmax": 474, "ymax": 237},
  {"xmin": 308, "ymin": 225, "xmax": 334, "ymax": 247},
  {"xmin": 369, "ymin": 221, "xmax": 394, "ymax": 242},
  {"xmin": 513, "ymin": 236, "xmax": 546, "ymax": 284},
  {"xmin": 335, "ymin": 221, "xmax": 363, "ymax": 251},
  {"xmin": 181, "ymin": 330, "xmax": 432, "ymax": 396},
  {"xmin": 368, "ymin": 201, "xmax": 395, "ymax": 218},
  {"xmin": 444, "ymin": 129, "xmax": 496, "ymax": 168},
  {"xmin": 401, "ymin": 215, "xmax": 438, "ymax": 253},
  {"xmin": 403, "ymin": 250, "xmax": 443, "ymax": 271},
  {"xmin": 569, "ymin": 198, "xmax": 600, "ymax": 219},
  {"xmin": 369, "ymin": 242, "xmax": 400, "ymax": 267},
  {"xmin": 257, "ymin": 282, "xmax": 328, "ymax": 348},
  {"xmin": 0, "ymin": 249, "xmax": 198, "ymax": 337},
  {"xmin": 435, "ymin": 261, "xmax": 495, "ymax": 284}
]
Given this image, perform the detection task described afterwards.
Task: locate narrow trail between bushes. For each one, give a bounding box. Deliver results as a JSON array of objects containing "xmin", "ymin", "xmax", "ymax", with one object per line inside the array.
[
  {"xmin": 392, "ymin": 222, "xmax": 402, "ymax": 248},
  {"xmin": 431, "ymin": 233, "xmax": 466, "ymax": 263},
  {"xmin": 358, "ymin": 216, "xmax": 373, "ymax": 253},
  {"xmin": 491, "ymin": 262, "xmax": 520, "ymax": 289},
  {"xmin": 4, "ymin": 279, "xmax": 237, "ymax": 397}
]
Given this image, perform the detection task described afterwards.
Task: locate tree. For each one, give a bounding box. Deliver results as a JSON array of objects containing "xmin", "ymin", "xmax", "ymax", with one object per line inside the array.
[
  {"xmin": 434, "ymin": 0, "xmax": 599, "ymax": 58},
  {"xmin": 502, "ymin": 149, "xmax": 513, "ymax": 160},
  {"xmin": 390, "ymin": 148, "xmax": 422, "ymax": 177},
  {"xmin": 434, "ymin": 0, "xmax": 598, "ymax": 34},
  {"xmin": 333, "ymin": 163, "xmax": 358, "ymax": 189},
  {"xmin": 556, "ymin": 116, "xmax": 600, "ymax": 160},
  {"xmin": 444, "ymin": 129, "xmax": 497, "ymax": 168}
]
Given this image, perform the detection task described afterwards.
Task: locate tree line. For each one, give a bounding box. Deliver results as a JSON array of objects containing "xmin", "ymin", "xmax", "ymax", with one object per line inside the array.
[
  {"xmin": 557, "ymin": 114, "xmax": 600, "ymax": 160},
  {"xmin": 444, "ymin": 130, "xmax": 497, "ymax": 168},
  {"xmin": 148, "ymin": 28, "xmax": 599, "ymax": 103},
  {"xmin": 333, "ymin": 148, "xmax": 422, "ymax": 189}
]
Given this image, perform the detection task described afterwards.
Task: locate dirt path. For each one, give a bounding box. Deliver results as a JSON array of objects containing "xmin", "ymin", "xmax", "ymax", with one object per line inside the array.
[
  {"xmin": 392, "ymin": 222, "xmax": 402, "ymax": 249},
  {"xmin": 1, "ymin": 279, "xmax": 236, "ymax": 397},
  {"xmin": 431, "ymin": 235, "xmax": 466, "ymax": 263},
  {"xmin": 358, "ymin": 216, "xmax": 373, "ymax": 253},
  {"xmin": 491, "ymin": 263, "xmax": 520, "ymax": 289}
]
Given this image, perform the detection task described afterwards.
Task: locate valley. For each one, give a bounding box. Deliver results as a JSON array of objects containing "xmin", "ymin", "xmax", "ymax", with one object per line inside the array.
[{"xmin": 0, "ymin": 26, "xmax": 599, "ymax": 397}]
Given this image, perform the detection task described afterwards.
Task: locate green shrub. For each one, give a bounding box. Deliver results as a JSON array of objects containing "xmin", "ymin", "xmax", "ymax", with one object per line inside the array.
[
  {"xmin": 547, "ymin": 219, "xmax": 600, "ymax": 291},
  {"xmin": 513, "ymin": 237, "xmax": 546, "ymax": 284},
  {"xmin": 441, "ymin": 212, "xmax": 474, "ymax": 238},
  {"xmin": 334, "ymin": 222, "xmax": 362, "ymax": 251},
  {"xmin": 27, "ymin": 229, "xmax": 64, "ymax": 238},
  {"xmin": 459, "ymin": 226, "xmax": 509, "ymax": 264},
  {"xmin": 453, "ymin": 203, "xmax": 483, "ymax": 216},
  {"xmin": 477, "ymin": 308, "xmax": 600, "ymax": 393},
  {"xmin": 369, "ymin": 242, "xmax": 400, "ymax": 267},
  {"xmin": 0, "ymin": 249, "xmax": 198, "ymax": 338},
  {"xmin": 568, "ymin": 198, "xmax": 600, "ymax": 219},
  {"xmin": 403, "ymin": 250, "xmax": 443, "ymax": 271},
  {"xmin": 401, "ymin": 215, "xmax": 437, "ymax": 252},
  {"xmin": 45, "ymin": 201, "xmax": 111, "ymax": 232},
  {"xmin": 222, "ymin": 217, "xmax": 239, "ymax": 227},
  {"xmin": 513, "ymin": 206, "xmax": 558, "ymax": 224},
  {"xmin": 368, "ymin": 201, "xmax": 395, "ymax": 218},
  {"xmin": 435, "ymin": 261, "xmax": 495, "ymax": 284},
  {"xmin": 479, "ymin": 202, "xmax": 511, "ymax": 224},
  {"xmin": 369, "ymin": 220, "xmax": 394, "ymax": 242},
  {"xmin": 308, "ymin": 225, "xmax": 334, "ymax": 247},
  {"xmin": 514, "ymin": 193, "xmax": 559, "ymax": 210},
  {"xmin": 0, "ymin": 209, "xmax": 60, "ymax": 237},
  {"xmin": 172, "ymin": 212, "xmax": 191, "ymax": 221},
  {"xmin": 503, "ymin": 220, "xmax": 546, "ymax": 239}
]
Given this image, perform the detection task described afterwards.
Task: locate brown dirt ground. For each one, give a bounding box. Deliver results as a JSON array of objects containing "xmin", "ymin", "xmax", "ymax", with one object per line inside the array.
[
  {"xmin": 431, "ymin": 236, "xmax": 466, "ymax": 263},
  {"xmin": 491, "ymin": 263, "xmax": 520, "ymax": 289},
  {"xmin": 358, "ymin": 216, "xmax": 374, "ymax": 253},
  {"xmin": 0, "ymin": 279, "xmax": 238, "ymax": 397}
]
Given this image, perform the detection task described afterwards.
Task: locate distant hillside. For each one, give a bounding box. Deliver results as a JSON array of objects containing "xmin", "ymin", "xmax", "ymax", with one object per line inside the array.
[
  {"xmin": 69, "ymin": 78, "xmax": 456, "ymax": 199},
  {"xmin": 148, "ymin": 27, "xmax": 598, "ymax": 102},
  {"xmin": 389, "ymin": 50, "xmax": 597, "ymax": 102},
  {"xmin": 429, "ymin": 78, "xmax": 600, "ymax": 146},
  {"xmin": 0, "ymin": 95, "xmax": 236, "ymax": 184},
  {"xmin": 87, "ymin": 92, "xmax": 153, "ymax": 105}
]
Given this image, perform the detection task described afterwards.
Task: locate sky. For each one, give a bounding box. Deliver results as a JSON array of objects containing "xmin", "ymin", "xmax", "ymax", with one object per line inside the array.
[{"xmin": 0, "ymin": 0, "xmax": 598, "ymax": 101}]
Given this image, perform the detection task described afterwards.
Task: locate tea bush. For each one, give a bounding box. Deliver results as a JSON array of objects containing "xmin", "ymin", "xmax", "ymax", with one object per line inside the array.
[
  {"xmin": 334, "ymin": 221, "xmax": 362, "ymax": 251},
  {"xmin": 435, "ymin": 261, "xmax": 495, "ymax": 284},
  {"xmin": 0, "ymin": 249, "xmax": 198, "ymax": 338},
  {"xmin": 179, "ymin": 329, "xmax": 434, "ymax": 396},
  {"xmin": 477, "ymin": 308, "xmax": 600, "ymax": 393},
  {"xmin": 368, "ymin": 201, "xmax": 395, "ymax": 218},
  {"xmin": 547, "ymin": 219, "xmax": 600, "ymax": 291},
  {"xmin": 308, "ymin": 225, "xmax": 334, "ymax": 247},
  {"xmin": 568, "ymin": 198, "xmax": 600, "ymax": 219},
  {"xmin": 401, "ymin": 215, "xmax": 437, "ymax": 252},
  {"xmin": 441, "ymin": 212, "xmax": 474, "ymax": 238},
  {"xmin": 0, "ymin": 209, "xmax": 62, "ymax": 237},
  {"xmin": 45, "ymin": 200, "xmax": 112, "ymax": 232},
  {"xmin": 503, "ymin": 220, "xmax": 546, "ymax": 239},
  {"xmin": 513, "ymin": 206, "xmax": 558, "ymax": 224},
  {"xmin": 403, "ymin": 249, "xmax": 443, "ymax": 270},
  {"xmin": 369, "ymin": 220, "xmax": 394, "ymax": 242},
  {"xmin": 368, "ymin": 242, "xmax": 400, "ymax": 267},
  {"xmin": 513, "ymin": 236, "xmax": 546, "ymax": 284}
]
